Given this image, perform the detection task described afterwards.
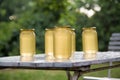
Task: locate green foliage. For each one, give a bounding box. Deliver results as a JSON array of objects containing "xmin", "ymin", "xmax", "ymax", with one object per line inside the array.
[
  {"xmin": 90, "ymin": 0, "xmax": 120, "ymax": 50},
  {"xmin": 0, "ymin": 0, "xmax": 120, "ymax": 56},
  {"xmin": 0, "ymin": 64, "xmax": 119, "ymax": 80},
  {"xmin": 0, "ymin": 0, "xmax": 69, "ymax": 56},
  {"xmin": 60, "ymin": 0, "xmax": 120, "ymax": 51}
]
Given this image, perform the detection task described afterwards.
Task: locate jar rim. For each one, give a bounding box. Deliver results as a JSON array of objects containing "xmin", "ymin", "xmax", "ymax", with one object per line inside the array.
[
  {"xmin": 20, "ymin": 29, "xmax": 35, "ymax": 31},
  {"xmin": 55, "ymin": 25, "xmax": 71, "ymax": 28},
  {"xmin": 45, "ymin": 27, "xmax": 54, "ymax": 30},
  {"xmin": 82, "ymin": 27, "xmax": 96, "ymax": 30}
]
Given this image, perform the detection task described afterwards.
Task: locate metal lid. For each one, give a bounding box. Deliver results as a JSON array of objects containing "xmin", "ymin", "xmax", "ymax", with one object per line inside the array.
[{"xmin": 20, "ymin": 29, "xmax": 35, "ymax": 31}]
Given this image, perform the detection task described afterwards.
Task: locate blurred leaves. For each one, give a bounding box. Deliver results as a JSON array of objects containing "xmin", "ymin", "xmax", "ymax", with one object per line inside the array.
[
  {"xmin": 0, "ymin": 0, "xmax": 120, "ymax": 56},
  {"xmin": 0, "ymin": 0, "xmax": 68, "ymax": 56}
]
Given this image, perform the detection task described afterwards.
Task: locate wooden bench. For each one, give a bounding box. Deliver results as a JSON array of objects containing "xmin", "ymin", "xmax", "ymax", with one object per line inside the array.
[
  {"xmin": 84, "ymin": 33, "xmax": 120, "ymax": 80},
  {"xmin": 108, "ymin": 33, "xmax": 120, "ymax": 78},
  {"xmin": 108, "ymin": 33, "xmax": 120, "ymax": 51},
  {"xmin": 83, "ymin": 76, "xmax": 120, "ymax": 80}
]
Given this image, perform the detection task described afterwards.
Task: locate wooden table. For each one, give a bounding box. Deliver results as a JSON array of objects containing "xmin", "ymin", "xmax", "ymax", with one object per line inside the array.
[{"xmin": 0, "ymin": 51, "xmax": 120, "ymax": 80}]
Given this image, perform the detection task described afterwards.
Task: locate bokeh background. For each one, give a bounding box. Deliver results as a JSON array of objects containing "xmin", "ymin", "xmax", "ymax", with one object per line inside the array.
[
  {"xmin": 0, "ymin": 0, "xmax": 120, "ymax": 56},
  {"xmin": 0, "ymin": 0, "xmax": 120, "ymax": 80}
]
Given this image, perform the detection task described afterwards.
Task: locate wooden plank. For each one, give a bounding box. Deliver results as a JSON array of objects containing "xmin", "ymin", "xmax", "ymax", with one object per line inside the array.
[
  {"xmin": 109, "ymin": 42, "xmax": 120, "ymax": 46},
  {"xmin": 0, "ymin": 52, "xmax": 120, "ymax": 70},
  {"xmin": 108, "ymin": 46, "xmax": 120, "ymax": 51},
  {"xmin": 112, "ymin": 33, "xmax": 120, "ymax": 37},
  {"xmin": 110, "ymin": 37, "xmax": 120, "ymax": 41},
  {"xmin": 108, "ymin": 33, "xmax": 120, "ymax": 78},
  {"xmin": 83, "ymin": 76, "xmax": 120, "ymax": 80}
]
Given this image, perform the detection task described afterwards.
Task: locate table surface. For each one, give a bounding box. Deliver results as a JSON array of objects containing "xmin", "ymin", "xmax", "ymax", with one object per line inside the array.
[{"xmin": 0, "ymin": 52, "xmax": 120, "ymax": 70}]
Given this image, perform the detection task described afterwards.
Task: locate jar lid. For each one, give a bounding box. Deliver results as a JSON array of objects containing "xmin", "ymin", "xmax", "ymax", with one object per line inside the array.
[
  {"xmin": 45, "ymin": 27, "xmax": 54, "ymax": 30},
  {"xmin": 82, "ymin": 27, "xmax": 96, "ymax": 30},
  {"xmin": 20, "ymin": 29, "xmax": 35, "ymax": 31}
]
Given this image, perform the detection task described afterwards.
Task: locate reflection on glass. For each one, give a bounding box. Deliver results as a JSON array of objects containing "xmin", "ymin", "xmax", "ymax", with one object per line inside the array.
[
  {"xmin": 54, "ymin": 26, "xmax": 72, "ymax": 60},
  {"xmin": 45, "ymin": 28, "xmax": 54, "ymax": 60},
  {"xmin": 82, "ymin": 27, "xmax": 98, "ymax": 59},
  {"xmin": 70, "ymin": 28, "xmax": 76, "ymax": 59},
  {"xmin": 20, "ymin": 56, "xmax": 34, "ymax": 62},
  {"xmin": 45, "ymin": 56, "xmax": 54, "ymax": 62},
  {"xmin": 20, "ymin": 29, "xmax": 36, "ymax": 62}
]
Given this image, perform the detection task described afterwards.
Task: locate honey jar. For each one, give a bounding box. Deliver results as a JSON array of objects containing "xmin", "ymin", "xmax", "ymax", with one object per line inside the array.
[
  {"xmin": 20, "ymin": 29, "xmax": 36, "ymax": 61},
  {"xmin": 82, "ymin": 27, "xmax": 98, "ymax": 59}
]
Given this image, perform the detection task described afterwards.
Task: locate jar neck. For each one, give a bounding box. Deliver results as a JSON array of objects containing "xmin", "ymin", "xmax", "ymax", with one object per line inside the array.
[
  {"xmin": 82, "ymin": 27, "xmax": 96, "ymax": 31},
  {"xmin": 20, "ymin": 29, "xmax": 35, "ymax": 32}
]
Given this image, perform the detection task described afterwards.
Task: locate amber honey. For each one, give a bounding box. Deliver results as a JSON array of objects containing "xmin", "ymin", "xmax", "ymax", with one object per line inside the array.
[
  {"xmin": 54, "ymin": 26, "xmax": 72, "ymax": 60},
  {"xmin": 82, "ymin": 27, "xmax": 98, "ymax": 59},
  {"xmin": 20, "ymin": 29, "xmax": 36, "ymax": 61},
  {"xmin": 71, "ymin": 28, "xmax": 76, "ymax": 54},
  {"xmin": 45, "ymin": 28, "xmax": 54, "ymax": 59}
]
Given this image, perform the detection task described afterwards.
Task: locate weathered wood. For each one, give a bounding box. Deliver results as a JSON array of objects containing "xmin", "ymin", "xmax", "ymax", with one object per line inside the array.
[
  {"xmin": 109, "ymin": 42, "xmax": 120, "ymax": 45},
  {"xmin": 0, "ymin": 52, "xmax": 120, "ymax": 80},
  {"xmin": 108, "ymin": 46, "xmax": 120, "ymax": 51},
  {"xmin": 0, "ymin": 52, "xmax": 120, "ymax": 70},
  {"xmin": 112, "ymin": 33, "xmax": 120, "ymax": 36},
  {"xmin": 108, "ymin": 33, "xmax": 120, "ymax": 78},
  {"xmin": 110, "ymin": 37, "xmax": 120, "ymax": 41},
  {"xmin": 84, "ymin": 76, "xmax": 120, "ymax": 80},
  {"xmin": 66, "ymin": 71, "xmax": 81, "ymax": 80},
  {"xmin": 108, "ymin": 33, "xmax": 120, "ymax": 51}
]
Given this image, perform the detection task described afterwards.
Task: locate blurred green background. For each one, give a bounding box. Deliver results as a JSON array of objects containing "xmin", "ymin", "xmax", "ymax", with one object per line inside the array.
[
  {"xmin": 0, "ymin": 0, "xmax": 120, "ymax": 80},
  {"xmin": 0, "ymin": 0, "xmax": 120, "ymax": 56}
]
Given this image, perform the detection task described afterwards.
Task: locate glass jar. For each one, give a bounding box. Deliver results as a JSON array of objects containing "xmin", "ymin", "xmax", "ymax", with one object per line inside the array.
[
  {"xmin": 54, "ymin": 26, "xmax": 72, "ymax": 60},
  {"xmin": 20, "ymin": 29, "xmax": 36, "ymax": 61},
  {"xmin": 82, "ymin": 27, "xmax": 98, "ymax": 59},
  {"xmin": 71, "ymin": 28, "xmax": 76, "ymax": 54},
  {"xmin": 64, "ymin": 27, "xmax": 76, "ymax": 55},
  {"xmin": 45, "ymin": 28, "xmax": 54, "ymax": 60}
]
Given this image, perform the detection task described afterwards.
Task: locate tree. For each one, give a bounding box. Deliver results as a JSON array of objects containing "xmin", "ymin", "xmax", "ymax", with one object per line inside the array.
[
  {"xmin": 59, "ymin": 0, "xmax": 120, "ymax": 51},
  {"xmin": 0, "ymin": 0, "xmax": 120, "ymax": 56},
  {"xmin": 0, "ymin": 0, "xmax": 68, "ymax": 56}
]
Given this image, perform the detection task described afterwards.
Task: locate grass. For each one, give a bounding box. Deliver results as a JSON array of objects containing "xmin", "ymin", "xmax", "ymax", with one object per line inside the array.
[
  {"xmin": 0, "ymin": 70, "xmax": 67, "ymax": 80},
  {"xmin": 0, "ymin": 63, "xmax": 120, "ymax": 80},
  {"xmin": 83, "ymin": 63, "xmax": 120, "ymax": 78}
]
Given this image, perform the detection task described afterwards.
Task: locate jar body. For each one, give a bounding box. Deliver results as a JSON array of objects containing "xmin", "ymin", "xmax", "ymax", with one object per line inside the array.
[
  {"xmin": 82, "ymin": 27, "xmax": 98, "ymax": 59},
  {"xmin": 71, "ymin": 29, "xmax": 76, "ymax": 54},
  {"xmin": 45, "ymin": 28, "xmax": 54, "ymax": 59},
  {"xmin": 54, "ymin": 27, "xmax": 72, "ymax": 60},
  {"xmin": 20, "ymin": 29, "xmax": 36, "ymax": 61}
]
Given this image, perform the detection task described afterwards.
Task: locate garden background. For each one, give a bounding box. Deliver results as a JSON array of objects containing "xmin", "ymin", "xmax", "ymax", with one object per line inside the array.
[{"xmin": 0, "ymin": 0, "xmax": 120, "ymax": 80}]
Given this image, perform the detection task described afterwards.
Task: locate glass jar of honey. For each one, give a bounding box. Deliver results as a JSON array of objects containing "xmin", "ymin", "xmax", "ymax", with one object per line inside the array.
[
  {"xmin": 54, "ymin": 26, "xmax": 72, "ymax": 60},
  {"xmin": 20, "ymin": 29, "xmax": 36, "ymax": 61},
  {"xmin": 45, "ymin": 28, "xmax": 54, "ymax": 60},
  {"xmin": 71, "ymin": 28, "xmax": 76, "ymax": 54},
  {"xmin": 82, "ymin": 27, "xmax": 98, "ymax": 59}
]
